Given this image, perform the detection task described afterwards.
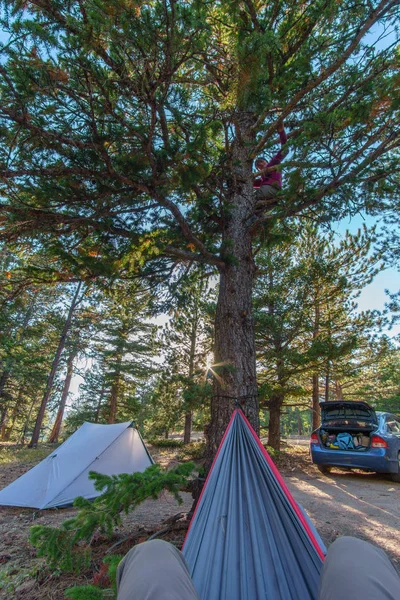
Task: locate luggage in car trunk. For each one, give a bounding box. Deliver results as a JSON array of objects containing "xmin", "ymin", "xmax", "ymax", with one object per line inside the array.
[{"xmin": 318, "ymin": 401, "xmax": 378, "ymax": 452}]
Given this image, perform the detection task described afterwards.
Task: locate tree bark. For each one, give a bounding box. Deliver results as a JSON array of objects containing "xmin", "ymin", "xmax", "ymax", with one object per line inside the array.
[
  {"xmin": 29, "ymin": 282, "xmax": 83, "ymax": 447},
  {"xmin": 268, "ymin": 392, "xmax": 284, "ymax": 449},
  {"xmin": 312, "ymin": 373, "xmax": 320, "ymax": 430},
  {"xmin": 205, "ymin": 117, "xmax": 259, "ymax": 470},
  {"xmin": 335, "ymin": 380, "xmax": 344, "ymax": 400},
  {"xmin": 0, "ymin": 370, "xmax": 10, "ymax": 399},
  {"xmin": 49, "ymin": 348, "xmax": 77, "ymax": 443},
  {"xmin": 325, "ymin": 361, "xmax": 330, "ymax": 402},
  {"xmin": 3, "ymin": 387, "xmax": 24, "ymax": 441},
  {"xmin": 0, "ymin": 405, "xmax": 8, "ymax": 441},
  {"xmin": 107, "ymin": 351, "xmax": 122, "ymax": 424},
  {"xmin": 20, "ymin": 398, "xmax": 37, "ymax": 444},
  {"xmin": 184, "ymin": 310, "xmax": 199, "ymax": 444},
  {"xmin": 297, "ymin": 410, "xmax": 303, "ymax": 436},
  {"xmin": 94, "ymin": 382, "xmax": 106, "ymax": 423},
  {"xmin": 312, "ymin": 301, "xmax": 321, "ymax": 430},
  {"xmin": 183, "ymin": 412, "xmax": 192, "ymax": 444},
  {"xmin": 265, "ymin": 258, "xmax": 287, "ymax": 451}
]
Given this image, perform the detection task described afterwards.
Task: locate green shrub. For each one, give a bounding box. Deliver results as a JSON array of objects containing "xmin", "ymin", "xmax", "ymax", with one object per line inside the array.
[
  {"xmin": 177, "ymin": 440, "xmax": 206, "ymax": 460},
  {"xmin": 30, "ymin": 462, "xmax": 195, "ymax": 573},
  {"xmin": 146, "ymin": 438, "xmax": 184, "ymax": 448}
]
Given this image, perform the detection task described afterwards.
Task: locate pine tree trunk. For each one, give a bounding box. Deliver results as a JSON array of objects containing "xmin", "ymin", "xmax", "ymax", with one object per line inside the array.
[
  {"xmin": 205, "ymin": 120, "xmax": 259, "ymax": 470},
  {"xmin": 4, "ymin": 387, "xmax": 24, "ymax": 441},
  {"xmin": 312, "ymin": 374, "xmax": 320, "ymax": 430},
  {"xmin": 335, "ymin": 380, "xmax": 344, "ymax": 400},
  {"xmin": 297, "ymin": 410, "xmax": 303, "ymax": 435},
  {"xmin": 108, "ymin": 359, "xmax": 121, "ymax": 424},
  {"xmin": 0, "ymin": 369, "xmax": 11, "ymax": 439},
  {"xmin": 94, "ymin": 382, "xmax": 106, "ymax": 423},
  {"xmin": 0, "ymin": 304, "xmax": 36, "ymax": 439},
  {"xmin": 184, "ymin": 314, "xmax": 198, "ymax": 445},
  {"xmin": 268, "ymin": 392, "xmax": 284, "ymax": 450},
  {"xmin": 0, "ymin": 369, "xmax": 10, "ymax": 398},
  {"xmin": 184, "ymin": 412, "xmax": 192, "ymax": 444},
  {"xmin": 0, "ymin": 406, "xmax": 8, "ymax": 441},
  {"xmin": 20, "ymin": 398, "xmax": 37, "ymax": 444},
  {"xmin": 29, "ymin": 282, "xmax": 82, "ymax": 447},
  {"xmin": 49, "ymin": 349, "xmax": 77, "ymax": 443},
  {"xmin": 312, "ymin": 302, "xmax": 321, "ymax": 431},
  {"xmin": 325, "ymin": 362, "xmax": 330, "ymax": 402}
]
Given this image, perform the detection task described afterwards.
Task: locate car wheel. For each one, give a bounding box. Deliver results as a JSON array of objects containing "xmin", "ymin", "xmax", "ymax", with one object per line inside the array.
[
  {"xmin": 391, "ymin": 453, "xmax": 400, "ymax": 483},
  {"xmin": 317, "ymin": 465, "xmax": 332, "ymax": 475}
]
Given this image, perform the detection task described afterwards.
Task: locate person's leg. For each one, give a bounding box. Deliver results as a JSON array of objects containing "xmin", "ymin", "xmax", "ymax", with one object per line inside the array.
[
  {"xmin": 254, "ymin": 184, "xmax": 278, "ymax": 202},
  {"xmin": 254, "ymin": 185, "xmax": 279, "ymax": 214},
  {"xmin": 318, "ymin": 536, "xmax": 400, "ymax": 600},
  {"xmin": 116, "ymin": 539, "xmax": 199, "ymax": 600}
]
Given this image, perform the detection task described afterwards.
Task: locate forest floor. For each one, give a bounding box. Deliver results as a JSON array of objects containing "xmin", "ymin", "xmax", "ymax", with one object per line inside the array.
[{"xmin": 0, "ymin": 439, "xmax": 399, "ymax": 599}]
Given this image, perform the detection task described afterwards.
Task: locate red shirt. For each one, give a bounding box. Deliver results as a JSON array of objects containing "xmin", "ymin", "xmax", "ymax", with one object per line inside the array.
[{"xmin": 254, "ymin": 129, "xmax": 287, "ymax": 189}]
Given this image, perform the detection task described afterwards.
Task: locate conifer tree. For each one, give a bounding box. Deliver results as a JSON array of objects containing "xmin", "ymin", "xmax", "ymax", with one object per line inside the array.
[
  {"xmin": 66, "ymin": 281, "xmax": 156, "ymax": 426},
  {"xmin": 29, "ymin": 281, "xmax": 84, "ymax": 445},
  {"xmin": 159, "ymin": 275, "xmax": 214, "ymax": 442},
  {"xmin": 254, "ymin": 224, "xmax": 383, "ymax": 448},
  {"xmin": 0, "ymin": 1, "xmax": 398, "ymax": 463}
]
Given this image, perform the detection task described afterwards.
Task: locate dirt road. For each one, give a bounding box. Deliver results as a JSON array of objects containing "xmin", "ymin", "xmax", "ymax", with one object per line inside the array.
[{"xmin": 284, "ymin": 466, "xmax": 400, "ymax": 571}]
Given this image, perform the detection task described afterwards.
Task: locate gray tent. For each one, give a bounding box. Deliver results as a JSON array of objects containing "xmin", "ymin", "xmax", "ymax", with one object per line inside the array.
[
  {"xmin": 183, "ymin": 410, "xmax": 325, "ymax": 600},
  {"xmin": 0, "ymin": 421, "xmax": 153, "ymax": 509}
]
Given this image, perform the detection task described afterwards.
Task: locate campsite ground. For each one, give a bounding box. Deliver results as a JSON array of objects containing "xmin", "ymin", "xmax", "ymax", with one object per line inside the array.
[{"xmin": 0, "ymin": 439, "xmax": 399, "ymax": 599}]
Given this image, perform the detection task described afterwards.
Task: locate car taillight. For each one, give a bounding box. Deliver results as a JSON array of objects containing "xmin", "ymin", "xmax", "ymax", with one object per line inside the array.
[
  {"xmin": 371, "ymin": 435, "xmax": 388, "ymax": 449},
  {"xmin": 310, "ymin": 433, "xmax": 319, "ymax": 445}
]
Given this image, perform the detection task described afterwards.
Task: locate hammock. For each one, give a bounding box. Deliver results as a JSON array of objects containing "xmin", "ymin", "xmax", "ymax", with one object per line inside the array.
[{"xmin": 183, "ymin": 410, "xmax": 325, "ymax": 600}]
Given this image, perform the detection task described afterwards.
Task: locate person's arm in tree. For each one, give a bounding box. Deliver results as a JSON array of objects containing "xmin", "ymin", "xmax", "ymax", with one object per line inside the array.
[{"xmin": 267, "ymin": 123, "xmax": 287, "ymax": 168}]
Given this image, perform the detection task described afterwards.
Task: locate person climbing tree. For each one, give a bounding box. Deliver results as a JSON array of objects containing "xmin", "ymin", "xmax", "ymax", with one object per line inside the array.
[{"xmin": 253, "ymin": 122, "xmax": 287, "ymax": 211}]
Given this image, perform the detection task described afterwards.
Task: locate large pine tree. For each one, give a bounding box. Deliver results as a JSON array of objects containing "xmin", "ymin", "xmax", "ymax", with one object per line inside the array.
[{"xmin": 0, "ymin": 1, "xmax": 398, "ymax": 464}]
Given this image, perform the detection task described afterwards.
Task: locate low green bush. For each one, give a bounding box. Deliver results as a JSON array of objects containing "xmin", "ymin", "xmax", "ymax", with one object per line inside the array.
[
  {"xmin": 146, "ymin": 438, "xmax": 184, "ymax": 448},
  {"xmin": 30, "ymin": 462, "xmax": 195, "ymax": 574}
]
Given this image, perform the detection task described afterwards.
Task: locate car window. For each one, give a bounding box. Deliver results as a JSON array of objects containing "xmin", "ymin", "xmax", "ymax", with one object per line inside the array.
[{"xmin": 386, "ymin": 416, "xmax": 400, "ymax": 434}]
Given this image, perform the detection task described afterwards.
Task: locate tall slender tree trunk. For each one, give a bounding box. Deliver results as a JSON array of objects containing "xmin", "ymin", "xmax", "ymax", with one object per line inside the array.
[
  {"xmin": 0, "ymin": 370, "xmax": 11, "ymax": 439},
  {"xmin": 0, "ymin": 405, "xmax": 8, "ymax": 440},
  {"xmin": 94, "ymin": 382, "xmax": 106, "ymax": 423},
  {"xmin": 183, "ymin": 412, "xmax": 192, "ymax": 444},
  {"xmin": 325, "ymin": 361, "xmax": 330, "ymax": 402},
  {"xmin": 3, "ymin": 387, "xmax": 24, "ymax": 441},
  {"xmin": 184, "ymin": 313, "xmax": 199, "ymax": 444},
  {"xmin": 312, "ymin": 302, "xmax": 321, "ymax": 430},
  {"xmin": 335, "ymin": 380, "xmax": 344, "ymax": 400},
  {"xmin": 0, "ymin": 369, "xmax": 10, "ymax": 398},
  {"xmin": 265, "ymin": 258, "xmax": 287, "ymax": 451},
  {"xmin": 29, "ymin": 282, "xmax": 82, "ymax": 447},
  {"xmin": 297, "ymin": 410, "xmax": 303, "ymax": 435},
  {"xmin": 108, "ymin": 357, "xmax": 121, "ymax": 424},
  {"xmin": 49, "ymin": 349, "xmax": 77, "ymax": 443},
  {"xmin": 20, "ymin": 398, "xmax": 37, "ymax": 444},
  {"xmin": 268, "ymin": 392, "xmax": 285, "ymax": 449},
  {"xmin": 205, "ymin": 119, "xmax": 259, "ymax": 469},
  {"xmin": 0, "ymin": 304, "xmax": 36, "ymax": 438}
]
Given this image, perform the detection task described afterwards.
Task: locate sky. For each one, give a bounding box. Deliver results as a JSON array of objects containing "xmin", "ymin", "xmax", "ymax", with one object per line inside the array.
[{"xmin": 332, "ymin": 213, "xmax": 400, "ymax": 335}]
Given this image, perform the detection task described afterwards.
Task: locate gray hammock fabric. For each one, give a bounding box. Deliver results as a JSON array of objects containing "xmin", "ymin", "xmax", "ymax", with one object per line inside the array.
[{"xmin": 183, "ymin": 410, "xmax": 324, "ymax": 600}]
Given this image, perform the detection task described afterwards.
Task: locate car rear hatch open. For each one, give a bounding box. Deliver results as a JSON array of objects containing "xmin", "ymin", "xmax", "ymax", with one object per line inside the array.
[{"xmin": 318, "ymin": 401, "xmax": 378, "ymax": 451}]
